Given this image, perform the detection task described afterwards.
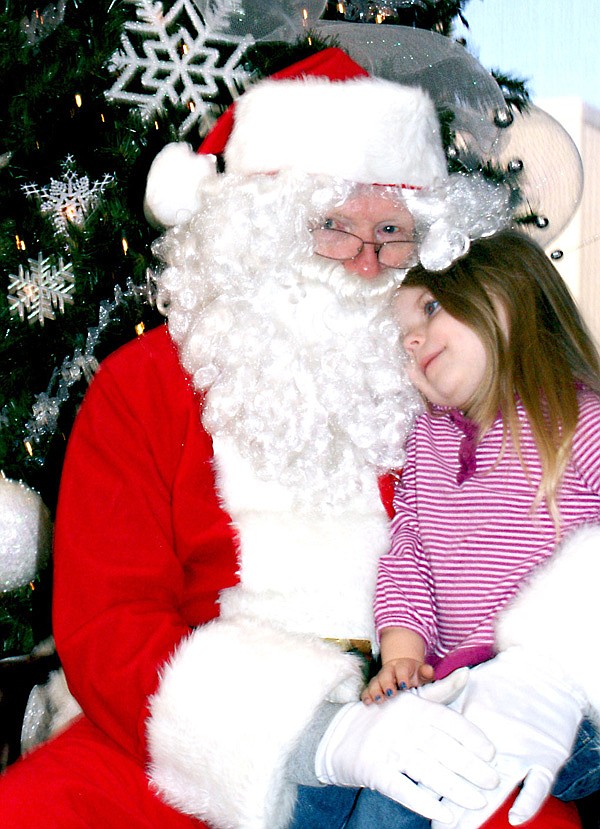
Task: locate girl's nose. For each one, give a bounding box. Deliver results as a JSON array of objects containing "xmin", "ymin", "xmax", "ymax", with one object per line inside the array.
[
  {"xmin": 341, "ymin": 244, "xmax": 382, "ymax": 280},
  {"xmin": 403, "ymin": 327, "xmax": 423, "ymax": 352}
]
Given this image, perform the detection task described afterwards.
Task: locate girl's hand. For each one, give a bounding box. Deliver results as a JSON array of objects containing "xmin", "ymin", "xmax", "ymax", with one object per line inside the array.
[{"xmin": 361, "ymin": 658, "xmax": 435, "ymax": 704}]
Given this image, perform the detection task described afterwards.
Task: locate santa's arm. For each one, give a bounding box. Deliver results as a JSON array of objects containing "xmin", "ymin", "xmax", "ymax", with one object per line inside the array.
[
  {"xmin": 430, "ymin": 524, "xmax": 600, "ymax": 829},
  {"xmin": 147, "ymin": 617, "xmax": 361, "ymax": 829},
  {"xmin": 495, "ymin": 522, "xmax": 600, "ymax": 727},
  {"xmin": 496, "ymin": 392, "xmax": 600, "ymax": 725},
  {"xmin": 53, "ymin": 331, "xmax": 209, "ymax": 759}
]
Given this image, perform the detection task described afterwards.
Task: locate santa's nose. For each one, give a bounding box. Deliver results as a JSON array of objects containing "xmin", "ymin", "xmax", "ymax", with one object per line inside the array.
[{"xmin": 341, "ymin": 244, "xmax": 382, "ymax": 280}]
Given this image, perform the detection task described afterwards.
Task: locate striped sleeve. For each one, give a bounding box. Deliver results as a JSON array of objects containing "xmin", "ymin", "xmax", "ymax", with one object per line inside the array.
[
  {"xmin": 373, "ymin": 425, "xmax": 438, "ymax": 651},
  {"xmin": 571, "ymin": 390, "xmax": 600, "ymax": 493}
]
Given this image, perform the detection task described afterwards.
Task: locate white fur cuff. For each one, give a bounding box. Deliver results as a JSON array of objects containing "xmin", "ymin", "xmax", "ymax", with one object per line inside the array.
[{"xmin": 147, "ymin": 615, "xmax": 363, "ymax": 829}]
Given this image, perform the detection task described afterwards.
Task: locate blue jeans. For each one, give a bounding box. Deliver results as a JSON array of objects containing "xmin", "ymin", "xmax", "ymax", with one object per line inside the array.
[
  {"xmin": 291, "ymin": 718, "xmax": 600, "ymax": 829},
  {"xmin": 291, "ymin": 786, "xmax": 427, "ymax": 829},
  {"xmin": 554, "ymin": 717, "xmax": 600, "ymax": 801}
]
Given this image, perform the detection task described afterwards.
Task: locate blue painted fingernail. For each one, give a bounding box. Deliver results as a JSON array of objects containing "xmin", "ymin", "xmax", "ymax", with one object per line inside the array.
[
  {"xmin": 400, "ymin": 682, "xmax": 407, "ymax": 690},
  {"xmin": 386, "ymin": 688, "xmax": 393, "ymax": 697},
  {"xmin": 375, "ymin": 695, "xmax": 381, "ymax": 701}
]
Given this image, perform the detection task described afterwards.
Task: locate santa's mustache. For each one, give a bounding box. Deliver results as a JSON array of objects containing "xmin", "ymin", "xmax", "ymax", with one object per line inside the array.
[{"xmin": 299, "ymin": 257, "xmax": 408, "ymax": 304}]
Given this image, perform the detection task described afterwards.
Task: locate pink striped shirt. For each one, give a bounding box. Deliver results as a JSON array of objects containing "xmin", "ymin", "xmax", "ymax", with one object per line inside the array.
[{"xmin": 374, "ymin": 388, "xmax": 600, "ymax": 663}]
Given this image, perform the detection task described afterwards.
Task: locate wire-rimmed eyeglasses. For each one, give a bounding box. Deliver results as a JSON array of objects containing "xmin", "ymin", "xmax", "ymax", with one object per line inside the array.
[{"xmin": 311, "ymin": 226, "xmax": 417, "ymax": 269}]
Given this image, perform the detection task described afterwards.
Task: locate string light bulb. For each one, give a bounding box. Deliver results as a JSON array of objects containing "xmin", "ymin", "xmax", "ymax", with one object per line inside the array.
[{"xmin": 63, "ymin": 203, "xmax": 78, "ymax": 222}]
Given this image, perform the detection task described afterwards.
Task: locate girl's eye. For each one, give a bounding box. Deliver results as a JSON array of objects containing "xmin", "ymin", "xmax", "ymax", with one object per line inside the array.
[{"xmin": 424, "ymin": 299, "xmax": 440, "ymax": 317}]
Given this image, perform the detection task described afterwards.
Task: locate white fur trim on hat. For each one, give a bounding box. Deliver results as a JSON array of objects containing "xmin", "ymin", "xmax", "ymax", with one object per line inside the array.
[
  {"xmin": 496, "ymin": 524, "xmax": 600, "ymax": 728},
  {"xmin": 224, "ymin": 77, "xmax": 448, "ymax": 188},
  {"xmin": 147, "ymin": 616, "xmax": 363, "ymax": 829},
  {"xmin": 144, "ymin": 142, "xmax": 218, "ymax": 228}
]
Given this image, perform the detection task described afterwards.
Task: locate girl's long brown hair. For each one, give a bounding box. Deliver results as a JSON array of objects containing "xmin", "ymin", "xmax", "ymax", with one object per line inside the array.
[{"xmin": 402, "ymin": 229, "xmax": 600, "ymax": 527}]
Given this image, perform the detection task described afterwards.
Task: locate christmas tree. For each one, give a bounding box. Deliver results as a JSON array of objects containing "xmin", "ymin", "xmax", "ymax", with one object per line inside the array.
[
  {"xmin": 0, "ymin": 0, "xmax": 318, "ymax": 659},
  {"xmin": 0, "ymin": 0, "xmax": 527, "ymax": 659}
]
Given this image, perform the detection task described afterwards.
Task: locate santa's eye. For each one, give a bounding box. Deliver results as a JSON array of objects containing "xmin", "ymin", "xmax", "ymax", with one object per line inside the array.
[{"xmin": 374, "ymin": 223, "xmax": 413, "ymax": 242}]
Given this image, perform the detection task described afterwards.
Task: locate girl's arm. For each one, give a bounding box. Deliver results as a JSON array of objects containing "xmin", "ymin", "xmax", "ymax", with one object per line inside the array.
[{"xmin": 374, "ymin": 425, "xmax": 439, "ymax": 653}]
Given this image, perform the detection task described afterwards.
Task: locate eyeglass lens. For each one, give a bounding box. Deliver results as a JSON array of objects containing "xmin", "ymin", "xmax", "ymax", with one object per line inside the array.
[{"xmin": 311, "ymin": 227, "xmax": 416, "ymax": 268}]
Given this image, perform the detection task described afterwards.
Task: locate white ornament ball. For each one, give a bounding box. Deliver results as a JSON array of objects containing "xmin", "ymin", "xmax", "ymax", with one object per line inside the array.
[{"xmin": 0, "ymin": 477, "xmax": 51, "ymax": 592}]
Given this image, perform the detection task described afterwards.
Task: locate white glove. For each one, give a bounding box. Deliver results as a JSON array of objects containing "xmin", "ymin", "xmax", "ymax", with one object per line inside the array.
[
  {"xmin": 432, "ymin": 646, "xmax": 587, "ymax": 829},
  {"xmin": 315, "ymin": 670, "xmax": 499, "ymax": 823}
]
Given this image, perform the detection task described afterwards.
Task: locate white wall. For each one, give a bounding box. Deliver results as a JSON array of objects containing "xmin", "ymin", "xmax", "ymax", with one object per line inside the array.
[{"xmin": 536, "ymin": 98, "xmax": 600, "ymax": 347}]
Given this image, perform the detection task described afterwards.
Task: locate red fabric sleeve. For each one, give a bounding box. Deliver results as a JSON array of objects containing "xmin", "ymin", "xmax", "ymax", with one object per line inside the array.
[{"xmin": 52, "ymin": 326, "xmax": 238, "ymax": 761}]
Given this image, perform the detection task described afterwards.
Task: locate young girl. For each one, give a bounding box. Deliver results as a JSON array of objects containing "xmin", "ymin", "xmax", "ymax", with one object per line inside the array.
[
  {"xmin": 364, "ymin": 228, "xmax": 600, "ymax": 703},
  {"xmin": 293, "ymin": 229, "xmax": 600, "ymax": 829}
]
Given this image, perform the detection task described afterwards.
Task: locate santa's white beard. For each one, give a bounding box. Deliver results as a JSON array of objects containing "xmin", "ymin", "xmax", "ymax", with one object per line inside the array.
[{"xmin": 156, "ymin": 174, "xmax": 422, "ymax": 511}]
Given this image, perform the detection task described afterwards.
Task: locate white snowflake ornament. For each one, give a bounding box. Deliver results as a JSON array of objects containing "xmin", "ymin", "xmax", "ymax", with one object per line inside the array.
[
  {"xmin": 106, "ymin": 0, "xmax": 254, "ymax": 136},
  {"xmin": 22, "ymin": 156, "xmax": 114, "ymax": 238},
  {"xmin": 0, "ymin": 476, "xmax": 51, "ymax": 592},
  {"xmin": 8, "ymin": 253, "xmax": 75, "ymax": 326}
]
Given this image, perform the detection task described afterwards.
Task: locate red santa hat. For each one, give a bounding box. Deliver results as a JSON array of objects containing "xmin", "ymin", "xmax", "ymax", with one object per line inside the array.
[{"xmin": 144, "ymin": 47, "xmax": 448, "ymax": 228}]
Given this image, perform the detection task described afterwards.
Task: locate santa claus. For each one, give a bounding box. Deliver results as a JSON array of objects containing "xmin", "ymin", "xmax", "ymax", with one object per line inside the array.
[{"xmin": 0, "ymin": 49, "xmax": 592, "ymax": 829}]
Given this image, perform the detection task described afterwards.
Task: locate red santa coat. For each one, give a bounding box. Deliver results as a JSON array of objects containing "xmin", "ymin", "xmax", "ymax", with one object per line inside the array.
[
  {"xmin": 0, "ymin": 325, "xmax": 580, "ymax": 829},
  {"xmin": 52, "ymin": 325, "xmax": 239, "ymax": 762},
  {"xmin": 56, "ymin": 323, "xmax": 370, "ymax": 828}
]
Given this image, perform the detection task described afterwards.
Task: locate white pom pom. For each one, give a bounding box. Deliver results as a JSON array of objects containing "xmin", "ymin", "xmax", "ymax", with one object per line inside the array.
[
  {"xmin": 0, "ymin": 477, "xmax": 51, "ymax": 591},
  {"xmin": 144, "ymin": 142, "xmax": 218, "ymax": 228}
]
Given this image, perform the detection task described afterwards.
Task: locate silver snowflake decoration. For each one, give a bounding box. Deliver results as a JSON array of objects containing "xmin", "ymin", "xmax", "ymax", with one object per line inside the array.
[
  {"xmin": 8, "ymin": 253, "xmax": 75, "ymax": 326},
  {"xmin": 106, "ymin": 0, "xmax": 254, "ymax": 136},
  {"xmin": 22, "ymin": 156, "xmax": 114, "ymax": 238}
]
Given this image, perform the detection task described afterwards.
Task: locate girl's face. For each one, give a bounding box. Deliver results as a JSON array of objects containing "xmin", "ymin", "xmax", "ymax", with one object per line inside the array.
[{"xmin": 395, "ymin": 286, "xmax": 488, "ymax": 412}]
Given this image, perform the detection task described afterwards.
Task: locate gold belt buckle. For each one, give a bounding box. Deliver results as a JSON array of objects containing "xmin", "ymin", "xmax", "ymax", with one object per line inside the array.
[{"xmin": 324, "ymin": 637, "xmax": 373, "ymax": 657}]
